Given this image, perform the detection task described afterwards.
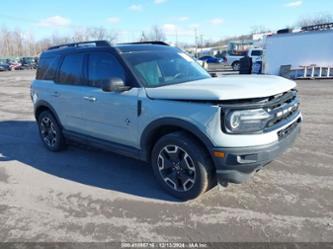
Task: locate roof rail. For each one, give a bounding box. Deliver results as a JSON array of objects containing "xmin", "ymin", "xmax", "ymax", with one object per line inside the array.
[
  {"xmin": 118, "ymin": 41, "xmax": 169, "ymax": 46},
  {"xmin": 47, "ymin": 40, "xmax": 111, "ymax": 51}
]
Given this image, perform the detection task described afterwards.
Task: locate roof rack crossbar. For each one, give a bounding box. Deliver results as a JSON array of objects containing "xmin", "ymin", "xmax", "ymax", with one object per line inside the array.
[
  {"xmin": 48, "ymin": 40, "xmax": 111, "ymax": 50},
  {"xmin": 118, "ymin": 41, "xmax": 169, "ymax": 46}
]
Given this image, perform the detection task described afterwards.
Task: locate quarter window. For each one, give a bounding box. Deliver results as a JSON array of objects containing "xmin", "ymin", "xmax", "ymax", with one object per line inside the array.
[
  {"xmin": 59, "ymin": 53, "xmax": 84, "ymax": 85},
  {"xmin": 36, "ymin": 56, "xmax": 59, "ymax": 80},
  {"xmin": 88, "ymin": 52, "xmax": 126, "ymax": 88}
]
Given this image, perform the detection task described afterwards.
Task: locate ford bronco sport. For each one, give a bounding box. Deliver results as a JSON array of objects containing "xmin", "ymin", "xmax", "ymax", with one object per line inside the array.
[{"xmin": 31, "ymin": 40, "xmax": 302, "ymax": 200}]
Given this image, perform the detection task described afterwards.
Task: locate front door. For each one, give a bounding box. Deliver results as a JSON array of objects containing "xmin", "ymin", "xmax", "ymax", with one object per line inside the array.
[{"xmin": 78, "ymin": 51, "xmax": 139, "ymax": 148}]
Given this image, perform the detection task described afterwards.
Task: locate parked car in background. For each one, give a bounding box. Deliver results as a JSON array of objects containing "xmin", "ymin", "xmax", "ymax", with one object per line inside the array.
[
  {"xmin": 215, "ymin": 51, "xmax": 227, "ymax": 62},
  {"xmin": 6, "ymin": 59, "xmax": 22, "ymax": 71},
  {"xmin": 34, "ymin": 57, "xmax": 39, "ymax": 67},
  {"xmin": 226, "ymin": 48, "xmax": 263, "ymax": 71},
  {"xmin": 252, "ymin": 56, "xmax": 263, "ymax": 74},
  {"xmin": 199, "ymin": 55, "xmax": 223, "ymax": 64},
  {"xmin": 20, "ymin": 57, "xmax": 37, "ymax": 69},
  {"xmin": 0, "ymin": 59, "xmax": 10, "ymax": 71}
]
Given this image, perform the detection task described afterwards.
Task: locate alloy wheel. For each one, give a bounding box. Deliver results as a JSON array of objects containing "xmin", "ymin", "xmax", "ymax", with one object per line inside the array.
[
  {"xmin": 40, "ymin": 117, "xmax": 57, "ymax": 148},
  {"xmin": 157, "ymin": 145, "xmax": 196, "ymax": 192}
]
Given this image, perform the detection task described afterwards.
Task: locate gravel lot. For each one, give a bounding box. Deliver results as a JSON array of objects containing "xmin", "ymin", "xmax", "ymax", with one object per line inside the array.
[{"xmin": 0, "ymin": 70, "xmax": 332, "ymax": 242}]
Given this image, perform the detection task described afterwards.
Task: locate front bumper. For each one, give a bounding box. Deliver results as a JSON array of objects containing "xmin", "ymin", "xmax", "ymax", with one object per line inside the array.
[{"xmin": 213, "ymin": 117, "xmax": 301, "ymax": 184}]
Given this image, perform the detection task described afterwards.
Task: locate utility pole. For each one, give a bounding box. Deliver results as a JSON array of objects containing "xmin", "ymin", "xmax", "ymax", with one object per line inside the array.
[
  {"xmin": 194, "ymin": 28, "xmax": 198, "ymax": 57},
  {"xmin": 176, "ymin": 29, "xmax": 178, "ymax": 47}
]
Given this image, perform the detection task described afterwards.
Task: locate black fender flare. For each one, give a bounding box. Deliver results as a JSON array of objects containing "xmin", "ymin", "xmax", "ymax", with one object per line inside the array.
[
  {"xmin": 34, "ymin": 100, "xmax": 63, "ymax": 129},
  {"xmin": 140, "ymin": 117, "xmax": 214, "ymax": 161}
]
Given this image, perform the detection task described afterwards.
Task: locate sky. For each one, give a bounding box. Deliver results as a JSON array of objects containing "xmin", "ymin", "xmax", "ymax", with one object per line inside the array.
[{"xmin": 0, "ymin": 0, "xmax": 332, "ymax": 43}]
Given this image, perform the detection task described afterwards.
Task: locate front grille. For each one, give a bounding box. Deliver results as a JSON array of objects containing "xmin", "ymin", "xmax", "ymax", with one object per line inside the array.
[{"xmin": 264, "ymin": 90, "xmax": 300, "ymax": 131}]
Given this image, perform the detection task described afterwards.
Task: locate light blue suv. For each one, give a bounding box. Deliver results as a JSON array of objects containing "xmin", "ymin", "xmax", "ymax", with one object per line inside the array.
[{"xmin": 31, "ymin": 40, "xmax": 302, "ymax": 200}]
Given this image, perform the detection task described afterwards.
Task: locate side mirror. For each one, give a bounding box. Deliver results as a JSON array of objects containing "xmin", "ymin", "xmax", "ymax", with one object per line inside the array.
[{"xmin": 102, "ymin": 78, "xmax": 131, "ymax": 92}]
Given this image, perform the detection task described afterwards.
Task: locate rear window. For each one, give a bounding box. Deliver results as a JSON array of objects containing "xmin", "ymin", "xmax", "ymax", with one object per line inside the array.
[
  {"xmin": 36, "ymin": 56, "xmax": 59, "ymax": 80},
  {"xmin": 58, "ymin": 53, "xmax": 84, "ymax": 85}
]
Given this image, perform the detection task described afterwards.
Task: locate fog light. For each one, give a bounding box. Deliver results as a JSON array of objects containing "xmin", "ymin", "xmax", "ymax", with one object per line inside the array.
[{"xmin": 213, "ymin": 151, "xmax": 225, "ymax": 158}]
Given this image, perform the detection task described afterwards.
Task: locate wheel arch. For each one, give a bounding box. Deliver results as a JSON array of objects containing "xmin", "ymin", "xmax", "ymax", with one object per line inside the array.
[
  {"xmin": 34, "ymin": 101, "xmax": 63, "ymax": 129},
  {"xmin": 140, "ymin": 118, "xmax": 214, "ymax": 163},
  {"xmin": 231, "ymin": 60, "xmax": 240, "ymax": 66}
]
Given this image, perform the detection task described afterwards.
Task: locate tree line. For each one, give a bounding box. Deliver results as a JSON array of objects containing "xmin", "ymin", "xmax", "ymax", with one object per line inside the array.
[
  {"xmin": 0, "ymin": 24, "xmax": 174, "ymax": 57},
  {"xmin": 0, "ymin": 26, "xmax": 118, "ymax": 57},
  {"xmin": 1, "ymin": 13, "xmax": 332, "ymax": 57}
]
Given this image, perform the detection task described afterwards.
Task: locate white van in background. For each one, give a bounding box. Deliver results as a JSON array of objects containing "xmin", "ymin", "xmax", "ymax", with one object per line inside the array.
[{"xmin": 226, "ymin": 48, "xmax": 263, "ymax": 71}]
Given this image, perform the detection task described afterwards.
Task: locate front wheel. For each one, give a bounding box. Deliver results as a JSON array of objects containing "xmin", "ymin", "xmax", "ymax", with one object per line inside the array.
[
  {"xmin": 151, "ymin": 132, "xmax": 214, "ymax": 200},
  {"xmin": 232, "ymin": 61, "xmax": 240, "ymax": 71}
]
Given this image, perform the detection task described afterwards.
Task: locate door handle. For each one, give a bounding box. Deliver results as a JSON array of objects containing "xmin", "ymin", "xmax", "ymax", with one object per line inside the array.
[
  {"xmin": 51, "ymin": 91, "xmax": 60, "ymax": 97},
  {"xmin": 83, "ymin": 96, "xmax": 97, "ymax": 102}
]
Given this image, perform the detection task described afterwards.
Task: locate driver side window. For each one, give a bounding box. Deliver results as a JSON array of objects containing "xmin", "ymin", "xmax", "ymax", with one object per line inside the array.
[{"xmin": 88, "ymin": 52, "xmax": 126, "ymax": 88}]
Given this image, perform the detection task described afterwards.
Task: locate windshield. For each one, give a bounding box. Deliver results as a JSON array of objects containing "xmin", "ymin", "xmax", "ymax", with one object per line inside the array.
[
  {"xmin": 122, "ymin": 50, "xmax": 210, "ymax": 87},
  {"xmin": 0, "ymin": 59, "xmax": 6, "ymax": 64}
]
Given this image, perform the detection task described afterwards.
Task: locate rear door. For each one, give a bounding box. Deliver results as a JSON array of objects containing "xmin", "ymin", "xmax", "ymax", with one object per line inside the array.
[
  {"xmin": 78, "ymin": 51, "xmax": 139, "ymax": 148},
  {"xmin": 52, "ymin": 53, "xmax": 88, "ymax": 133}
]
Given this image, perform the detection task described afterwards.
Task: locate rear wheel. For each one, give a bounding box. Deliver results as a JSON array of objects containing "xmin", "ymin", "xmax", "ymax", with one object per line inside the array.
[
  {"xmin": 37, "ymin": 111, "xmax": 66, "ymax": 152},
  {"xmin": 151, "ymin": 132, "xmax": 214, "ymax": 200}
]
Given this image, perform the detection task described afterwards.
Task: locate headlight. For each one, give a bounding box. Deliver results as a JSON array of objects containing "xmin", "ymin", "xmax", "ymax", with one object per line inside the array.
[{"xmin": 225, "ymin": 109, "xmax": 270, "ymax": 133}]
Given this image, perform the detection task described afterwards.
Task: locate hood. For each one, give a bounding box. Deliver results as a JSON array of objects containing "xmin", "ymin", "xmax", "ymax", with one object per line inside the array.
[{"xmin": 145, "ymin": 75, "xmax": 296, "ymax": 101}]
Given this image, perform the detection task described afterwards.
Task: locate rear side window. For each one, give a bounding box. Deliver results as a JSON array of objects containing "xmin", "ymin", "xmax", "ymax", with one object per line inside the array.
[
  {"xmin": 36, "ymin": 56, "xmax": 59, "ymax": 80},
  {"xmin": 58, "ymin": 53, "xmax": 84, "ymax": 85},
  {"xmin": 88, "ymin": 52, "xmax": 126, "ymax": 88}
]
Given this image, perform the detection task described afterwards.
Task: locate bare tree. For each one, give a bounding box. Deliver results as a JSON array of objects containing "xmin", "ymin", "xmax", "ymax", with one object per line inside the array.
[
  {"xmin": 139, "ymin": 26, "xmax": 166, "ymax": 41},
  {"xmin": 0, "ymin": 26, "xmax": 10, "ymax": 56},
  {"xmin": 250, "ymin": 25, "xmax": 272, "ymax": 34},
  {"xmin": 139, "ymin": 31, "xmax": 149, "ymax": 42},
  {"xmin": 0, "ymin": 27, "xmax": 27, "ymax": 56},
  {"xmin": 150, "ymin": 25, "xmax": 166, "ymax": 41},
  {"xmin": 76, "ymin": 27, "xmax": 118, "ymax": 42},
  {"xmin": 72, "ymin": 28, "xmax": 90, "ymax": 42},
  {"xmin": 0, "ymin": 25, "xmax": 118, "ymax": 57},
  {"xmin": 296, "ymin": 13, "xmax": 333, "ymax": 27}
]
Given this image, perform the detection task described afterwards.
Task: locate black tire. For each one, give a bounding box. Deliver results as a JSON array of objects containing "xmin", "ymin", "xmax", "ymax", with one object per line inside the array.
[
  {"xmin": 37, "ymin": 111, "xmax": 66, "ymax": 152},
  {"xmin": 151, "ymin": 132, "xmax": 214, "ymax": 200},
  {"xmin": 232, "ymin": 61, "xmax": 240, "ymax": 71}
]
